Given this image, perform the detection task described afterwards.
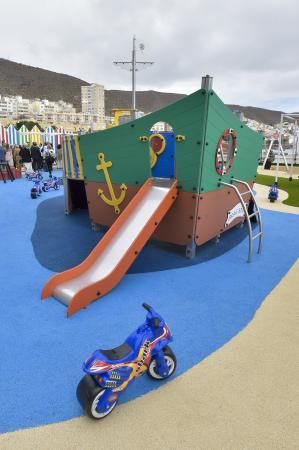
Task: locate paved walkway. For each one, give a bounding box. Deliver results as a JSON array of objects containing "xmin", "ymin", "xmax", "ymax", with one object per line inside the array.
[
  {"xmin": 258, "ymin": 167, "xmax": 299, "ymax": 178},
  {"xmin": 254, "ymin": 183, "xmax": 299, "ymax": 214}
]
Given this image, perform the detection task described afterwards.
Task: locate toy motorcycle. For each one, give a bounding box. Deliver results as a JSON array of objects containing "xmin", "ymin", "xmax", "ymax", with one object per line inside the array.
[
  {"xmin": 31, "ymin": 180, "xmax": 43, "ymax": 199},
  {"xmin": 268, "ymin": 183, "xmax": 278, "ymax": 203},
  {"xmin": 76, "ymin": 303, "xmax": 176, "ymax": 419},
  {"xmin": 26, "ymin": 171, "xmax": 43, "ymax": 181},
  {"xmin": 42, "ymin": 176, "xmax": 60, "ymax": 192}
]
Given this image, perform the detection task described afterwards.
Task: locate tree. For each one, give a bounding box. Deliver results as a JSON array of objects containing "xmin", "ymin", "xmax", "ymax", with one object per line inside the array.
[{"xmin": 15, "ymin": 121, "xmax": 44, "ymax": 132}]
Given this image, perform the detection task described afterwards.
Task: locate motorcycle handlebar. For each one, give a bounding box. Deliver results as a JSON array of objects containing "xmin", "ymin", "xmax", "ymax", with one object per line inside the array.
[
  {"xmin": 142, "ymin": 303, "xmax": 151, "ymax": 312},
  {"xmin": 142, "ymin": 303, "xmax": 162, "ymax": 328}
]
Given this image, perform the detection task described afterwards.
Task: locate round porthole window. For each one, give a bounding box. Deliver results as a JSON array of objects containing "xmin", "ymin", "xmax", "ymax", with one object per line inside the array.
[{"xmin": 215, "ymin": 128, "xmax": 237, "ymax": 175}]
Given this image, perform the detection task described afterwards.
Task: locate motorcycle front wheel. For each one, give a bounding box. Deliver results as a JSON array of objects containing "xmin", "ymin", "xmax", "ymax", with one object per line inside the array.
[
  {"xmin": 147, "ymin": 345, "xmax": 177, "ymax": 380},
  {"xmin": 76, "ymin": 374, "xmax": 118, "ymax": 420}
]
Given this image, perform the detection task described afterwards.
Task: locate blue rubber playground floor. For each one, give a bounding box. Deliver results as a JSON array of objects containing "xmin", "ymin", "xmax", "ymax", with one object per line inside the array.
[{"xmin": 0, "ymin": 173, "xmax": 298, "ymax": 433}]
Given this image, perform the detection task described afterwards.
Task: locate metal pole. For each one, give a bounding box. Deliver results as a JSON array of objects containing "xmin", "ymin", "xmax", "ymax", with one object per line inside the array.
[
  {"xmin": 201, "ymin": 74, "xmax": 213, "ymax": 90},
  {"xmin": 276, "ymin": 114, "xmax": 283, "ymax": 183},
  {"xmin": 289, "ymin": 120, "xmax": 297, "ymax": 180},
  {"xmin": 280, "ymin": 142, "xmax": 290, "ymax": 169},
  {"xmin": 114, "ymin": 37, "xmax": 153, "ymax": 123},
  {"xmin": 295, "ymin": 121, "xmax": 299, "ymax": 165},
  {"xmin": 132, "ymin": 35, "xmax": 136, "ymax": 120},
  {"xmin": 262, "ymin": 139, "xmax": 273, "ymax": 169}
]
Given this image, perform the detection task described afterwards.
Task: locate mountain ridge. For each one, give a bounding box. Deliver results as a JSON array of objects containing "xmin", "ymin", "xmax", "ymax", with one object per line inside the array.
[{"xmin": 0, "ymin": 58, "xmax": 284, "ymax": 124}]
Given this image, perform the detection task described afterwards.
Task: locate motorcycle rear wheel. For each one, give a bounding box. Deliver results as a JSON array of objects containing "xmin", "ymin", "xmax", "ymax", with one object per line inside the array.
[
  {"xmin": 76, "ymin": 374, "xmax": 118, "ymax": 419},
  {"xmin": 147, "ymin": 345, "xmax": 177, "ymax": 380},
  {"xmin": 89, "ymin": 388, "xmax": 118, "ymax": 419}
]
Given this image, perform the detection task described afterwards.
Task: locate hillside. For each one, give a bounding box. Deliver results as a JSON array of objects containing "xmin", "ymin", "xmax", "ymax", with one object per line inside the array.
[
  {"xmin": 0, "ymin": 58, "xmax": 285, "ymax": 123},
  {"xmin": 227, "ymin": 104, "xmax": 283, "ymax": 126},
  {"xmin": 104, "ymin": 89, "xmax": 185, "ymax": 115},
  {"xmin": 0, "ymin": 58, "xmax": 89, "ymax": 110},
  {"xmin": 0, "ymin": 59, "xmax": 185, "ymax": 115}
]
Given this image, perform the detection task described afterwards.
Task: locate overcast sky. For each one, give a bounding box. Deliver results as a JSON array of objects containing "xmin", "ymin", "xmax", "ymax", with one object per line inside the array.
[{"xmin": 1, "ymin": 0, "xmax": 299, "ymax": 111}]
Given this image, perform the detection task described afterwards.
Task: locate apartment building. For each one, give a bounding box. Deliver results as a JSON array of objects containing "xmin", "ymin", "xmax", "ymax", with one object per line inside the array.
[
  {"xmin": 81, "ymin": 84, "xmax": 105, "ymax": 129},
  {"xmin": 0, "ymin": 93, "xmax": 105, "ymax": 130}
]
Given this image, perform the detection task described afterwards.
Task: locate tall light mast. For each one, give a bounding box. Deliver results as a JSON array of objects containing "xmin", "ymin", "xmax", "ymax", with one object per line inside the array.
[{"xmin": 113, "ymin": 35, "xmax": 154, "ymax": 120}]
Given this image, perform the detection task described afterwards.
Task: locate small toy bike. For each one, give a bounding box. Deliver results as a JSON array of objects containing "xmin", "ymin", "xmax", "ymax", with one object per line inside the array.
[
  {"xmin": 30, "ymin": 180, "xmax": 43, "ymax": 199},
  {"xmin": 26, "ymin": 171, "xmax": 43, "ymax": 181},
  {"xmin": 268, "ymin": 183, "xmax": 278, "ymax": 203},
  {"xmin": 76, "ymin": 303, "xmax": 176, "ymax": 419},
  {"xmin": 42, "ymin": 176, "xmax": 60, "ymax": 192}
]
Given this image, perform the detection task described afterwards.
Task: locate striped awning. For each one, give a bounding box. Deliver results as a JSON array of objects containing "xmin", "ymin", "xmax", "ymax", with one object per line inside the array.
[
  {"xmin": 44, "ymin": 126, "xmax": 56, "ymax": 151},
  {"xmin": 29, "ymin": 125, "xmax": 43, "ymax": 145},
  {"xmin": 0, "ymin": 124, "xmax": 8, "ymax": 144},
  {"xmin": 62, "ymin": 134, "xmax": 84, "ymax": 180},
  {"xmin": 57, "ymin": 127, "xmax": 65, "ymax": 145},
  {"xmin": 7, "ymin": 124, "xmax": 19, "ymax": 145},
  {"xmin": 18, "ymin": 125, "xmax": 29, "ymax": 145}
]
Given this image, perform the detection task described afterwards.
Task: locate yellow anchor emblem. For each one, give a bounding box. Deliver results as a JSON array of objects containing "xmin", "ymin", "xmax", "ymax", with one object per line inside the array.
[{"xmin": 96, "ymin": 152, "xmax": 127, "ymax": 214}]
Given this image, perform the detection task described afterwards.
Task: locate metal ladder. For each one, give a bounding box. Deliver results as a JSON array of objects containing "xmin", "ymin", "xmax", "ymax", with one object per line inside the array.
[{"xmin": 219, "ymin": 178, "xmax": 262, "ymax": 262}]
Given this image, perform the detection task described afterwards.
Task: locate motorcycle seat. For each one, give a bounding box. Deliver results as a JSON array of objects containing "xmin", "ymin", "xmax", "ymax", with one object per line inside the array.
[{"xmin": 100, "ymin": 342, "xmax": 133, "ymax": 361}]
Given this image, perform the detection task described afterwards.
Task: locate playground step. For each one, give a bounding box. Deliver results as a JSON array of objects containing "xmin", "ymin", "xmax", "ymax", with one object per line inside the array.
[{"xmin": 152, "ymin": 177, "xmax": 174, "ymax": 188}]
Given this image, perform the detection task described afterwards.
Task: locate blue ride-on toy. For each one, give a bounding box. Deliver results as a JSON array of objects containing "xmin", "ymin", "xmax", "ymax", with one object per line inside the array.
[
  {"xmin": 27, "ymin": 171, "xmax": 43, "ymax": 181},
  {"xmin": 30, "ymin": 180, "xmax": 43, "ymax": 199},
  {"xmin": 76, "ymin": 303, "xmax": 176, "ymax": 419},
  {"xmin": 268, "ymin": 183, "xmax": 278, "ymax": 203},
  {"xmin": 42, "ymin": 176, "xmax": 60, "ymax": 192}
]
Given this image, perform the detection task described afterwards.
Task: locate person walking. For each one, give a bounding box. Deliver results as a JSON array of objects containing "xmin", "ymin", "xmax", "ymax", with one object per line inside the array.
[
  {"xmin": 5, "ymin": 145, "xmax": 14, "ymax": 167},
  {"xmin": 31, "ymin": 142, "xmax": 43, "ymax": 171},
  {"xmin": 0, "ymin": 142, "xmax": 5, "ymax": 162},
  {"xmin": 0, "ymin": 143, "xmax": 14, "ymax": 181},
  {"xmin": 12, "ymin": 145, "xmax": 22, "ymax": 170},
  {"xmin": 265, "ymin": 149, "xmax": 275, "ymax": 170},
  {"xmin": 43, "ymin": 144, "xmax": 55, "ymax": 177},
  {"xmin": 40, "ymin": 142, "xmax": 46, "ymax": 158},
  {"xmin": 19, "ymin": 144, "xmax": 32, "ymax": 174},
  {"xmin": 56, "ymin": 144, "xmax": 63, "ymax": 169}
]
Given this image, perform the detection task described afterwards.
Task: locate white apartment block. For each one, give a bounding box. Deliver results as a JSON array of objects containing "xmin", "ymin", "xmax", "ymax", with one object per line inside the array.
[
  {"xmin": 81, "ymin": 84, "xmax": 105, "ymax": 129},
  {"xmin": 150, "ymin": 121, "xmax": 173, "ymax": 132},
  {"xmin": 0, "ymin": 95, "xmax": 75, "ymax": 118},
  {"xmin": 0, "ymin": 94, "xmax": 105, "ymax": 130}
]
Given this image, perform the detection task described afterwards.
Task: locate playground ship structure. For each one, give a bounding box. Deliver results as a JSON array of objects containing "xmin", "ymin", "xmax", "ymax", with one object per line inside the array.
[{"xmin": 42, "ymin": 76, "xmax": 263, "ymax": 317}]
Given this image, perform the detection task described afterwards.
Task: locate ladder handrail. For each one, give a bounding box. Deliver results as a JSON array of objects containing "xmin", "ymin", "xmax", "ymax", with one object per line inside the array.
[
  {"xmin": 219, "ymin": 179, "xmax": 262, "ymax": 262},
  {"xmin": 231, "ymin": 178, "xmax": 263, "ymax": 255},
  {"xmin": 220, "ymin": 181, "xmax": 253, "ymax": 261}
]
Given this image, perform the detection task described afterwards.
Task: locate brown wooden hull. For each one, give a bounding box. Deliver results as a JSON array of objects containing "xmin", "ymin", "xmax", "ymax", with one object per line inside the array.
[{"xmin": 85, "ymin": 181, "xmax": 253, "ymax": 247}]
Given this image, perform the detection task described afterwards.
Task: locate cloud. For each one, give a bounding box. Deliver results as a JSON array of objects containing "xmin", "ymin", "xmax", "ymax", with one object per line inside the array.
[{"xmin": 1, "ymin": 0, "xmax": 299, "ymax": 111}]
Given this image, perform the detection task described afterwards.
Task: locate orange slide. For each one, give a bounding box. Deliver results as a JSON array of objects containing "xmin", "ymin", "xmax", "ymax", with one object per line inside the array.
[{"xmin": 41, "ymin": 178, "xmax": 178, "ymax": 317}]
